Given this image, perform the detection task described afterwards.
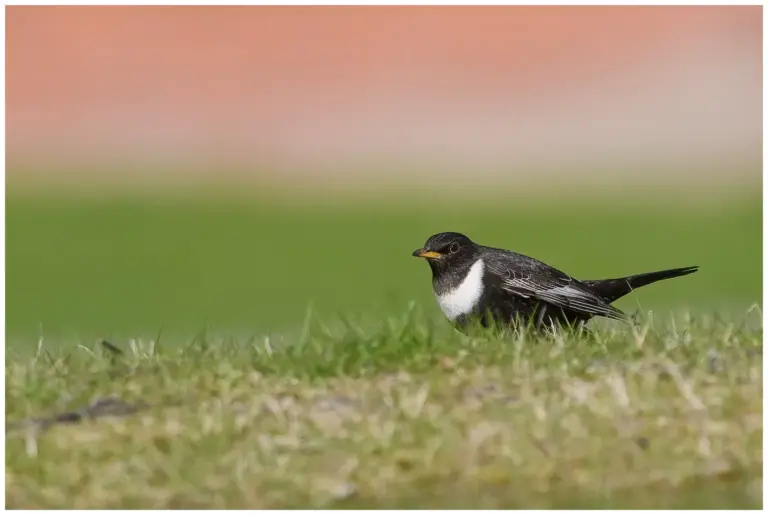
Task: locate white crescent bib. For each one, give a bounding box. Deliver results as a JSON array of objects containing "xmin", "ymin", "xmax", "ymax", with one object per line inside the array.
[{"xmin": 435, "ymin": 259, "xmax": 485, "ymax": 321}]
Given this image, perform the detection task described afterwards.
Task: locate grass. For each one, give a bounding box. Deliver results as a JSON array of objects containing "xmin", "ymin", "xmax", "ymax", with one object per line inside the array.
[
  {"xmin": 5, "ymin": 192, "xmax": 761, "ymax": 343},
  {"xmin": 5, "ymin": 189, "xmax": 762, "ymax": 508},
  {"xmin": 5, "ymin": 308, "xmax": 763, "ymax": 508}
]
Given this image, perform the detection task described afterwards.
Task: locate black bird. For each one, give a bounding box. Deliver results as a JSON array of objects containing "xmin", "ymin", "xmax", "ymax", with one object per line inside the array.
[{"xmin": 412, "ymin": 232, "xmax": 698, "ymax": 331}]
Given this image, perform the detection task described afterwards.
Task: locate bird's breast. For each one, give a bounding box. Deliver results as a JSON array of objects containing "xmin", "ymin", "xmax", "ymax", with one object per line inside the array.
[{"xmin": 435, "ymin": 259, "xmax": 485, "ymax": 320}]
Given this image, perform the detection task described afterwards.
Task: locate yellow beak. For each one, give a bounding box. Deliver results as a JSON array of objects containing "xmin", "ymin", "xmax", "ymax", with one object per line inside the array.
[{"xmin": 412, "ymin": 249, "xmax": 442, "ymax": 259}]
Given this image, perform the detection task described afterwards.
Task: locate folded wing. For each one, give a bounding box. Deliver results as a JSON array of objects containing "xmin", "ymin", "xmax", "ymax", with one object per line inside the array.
[{"xmin": 486, "ymin": 260, "xmax": 627, "ymax": 321}]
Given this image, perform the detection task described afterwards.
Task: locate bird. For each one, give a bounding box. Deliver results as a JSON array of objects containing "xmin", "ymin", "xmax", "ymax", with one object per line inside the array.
[{"xmin": 412, "ymin": 232, "xmax": 698, "ymax": 332}]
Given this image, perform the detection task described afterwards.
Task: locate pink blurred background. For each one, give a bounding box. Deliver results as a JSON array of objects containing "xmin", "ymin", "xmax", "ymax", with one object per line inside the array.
[{"xmin": 6, "ymin": 6, "xmax": 762, "ymax": 190}]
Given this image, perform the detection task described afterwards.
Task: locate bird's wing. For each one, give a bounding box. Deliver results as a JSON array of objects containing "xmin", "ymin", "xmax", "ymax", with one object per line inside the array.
[{"xmin": 485, "ymin": 257, "xmax": 627, "ymax": 321}]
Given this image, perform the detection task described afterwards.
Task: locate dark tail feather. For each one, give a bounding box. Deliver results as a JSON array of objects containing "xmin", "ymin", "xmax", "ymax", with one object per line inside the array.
[{"xmin": 582, "ymin": 266, "xmax": 699, "ymax": 303}]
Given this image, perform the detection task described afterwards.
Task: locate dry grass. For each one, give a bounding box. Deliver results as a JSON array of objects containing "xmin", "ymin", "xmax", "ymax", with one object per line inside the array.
[{"xmin": 5, "ymin": 309, "xmax": 763, "ymax": 508}]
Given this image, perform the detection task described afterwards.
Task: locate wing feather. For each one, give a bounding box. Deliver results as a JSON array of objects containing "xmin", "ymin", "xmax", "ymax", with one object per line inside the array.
[{"xmin": 486, "ymin": 259, "xmax": 626, "ymax": 321}]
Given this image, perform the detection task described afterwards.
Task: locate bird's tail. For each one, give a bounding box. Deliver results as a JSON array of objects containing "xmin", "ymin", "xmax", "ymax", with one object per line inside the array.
[{"xmin": 582, "ymin": 266, "xmax": 699, "ymax": 303}]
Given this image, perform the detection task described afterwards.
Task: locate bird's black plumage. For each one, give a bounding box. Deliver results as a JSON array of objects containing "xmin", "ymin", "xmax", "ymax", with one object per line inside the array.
[{"xmin": 412, "ymin": 232, "xmax": 698, "ymax": 331}]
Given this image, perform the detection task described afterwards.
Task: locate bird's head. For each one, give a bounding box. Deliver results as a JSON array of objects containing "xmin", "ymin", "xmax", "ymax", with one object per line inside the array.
[{"xmin": 412, "ymin": 232, "xmax": 479, "ymax": 273}]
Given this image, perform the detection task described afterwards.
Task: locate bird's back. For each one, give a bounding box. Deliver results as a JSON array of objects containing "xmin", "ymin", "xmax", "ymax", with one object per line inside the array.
[{"xmin": 478, "ymin": 245, "xmax": 575, "ymax": 281}]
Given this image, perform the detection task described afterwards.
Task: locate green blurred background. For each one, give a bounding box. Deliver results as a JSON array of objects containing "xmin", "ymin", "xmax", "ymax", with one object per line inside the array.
[{"xmin": 6, "ymin": 187, "xmax": 761, "ymax": 348}]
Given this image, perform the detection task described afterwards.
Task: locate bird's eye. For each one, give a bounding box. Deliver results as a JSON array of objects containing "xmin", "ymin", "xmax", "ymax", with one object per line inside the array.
[{"xmin": 449, "ymin": 242, "xmax": 460, "ymax": 254}]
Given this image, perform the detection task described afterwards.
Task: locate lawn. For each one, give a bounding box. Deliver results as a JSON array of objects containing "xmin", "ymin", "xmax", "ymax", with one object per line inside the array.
[
  {"xmin": 5, "ymin": 189, "xmax": 763, "ymax": 508},
  {"xmin": 5, "ymin": 191, "xmax": 761, "ymax": 342},
  {"xmin": 5, "ymin": 311, "xmax": 763, "ymax": 508}
]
